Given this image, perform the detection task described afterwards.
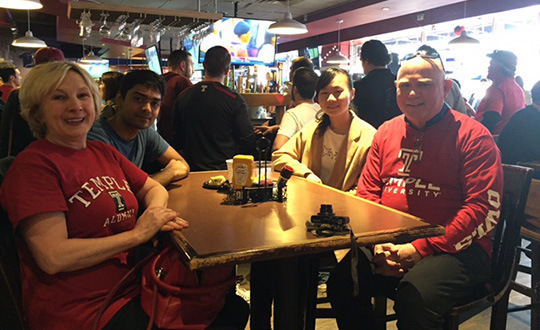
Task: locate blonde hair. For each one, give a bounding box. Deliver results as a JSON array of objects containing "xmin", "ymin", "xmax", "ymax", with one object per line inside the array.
[{"xmin": 20, "ymin": 62, "xmax": 102, "ymax": 138}]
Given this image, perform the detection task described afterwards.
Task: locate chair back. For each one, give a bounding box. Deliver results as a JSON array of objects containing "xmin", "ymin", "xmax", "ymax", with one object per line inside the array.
[
  {"xmin": 490, "ymin": 164, "xmax": 533, "ymax": 295},
  {"xmin": 0, "ymin": 155, "xmax": 26, "ymax": 329}
]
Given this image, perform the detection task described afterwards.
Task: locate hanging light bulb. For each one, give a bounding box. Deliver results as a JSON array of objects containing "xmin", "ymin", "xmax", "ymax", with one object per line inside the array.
[
  {"xmin": 326, "ymin": 20, "xmax": 349, "ymax": 64},
  {"xmin": 0, "ymin": 0, "xmax": 42, "ymax": 10},
  {"xmin": 12, "ymin": 10, "xmax": 46, "ymax": 48},
  {"xmin": 268, "ymin": 0, "xmax": 307, "ymax": 35}
]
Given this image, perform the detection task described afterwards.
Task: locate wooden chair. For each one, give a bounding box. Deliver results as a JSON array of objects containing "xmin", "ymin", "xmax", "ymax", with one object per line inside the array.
[
  {"xmin": 307, "ymin": 164, "xmax": 533, "ymax": 330},
  {"xmin": 442, "ymin": 164, "xmax": 532, "ymax": 330},
  {"xmin": 509, "ymin": 176, "xmax": 540, "ymax": 330}
]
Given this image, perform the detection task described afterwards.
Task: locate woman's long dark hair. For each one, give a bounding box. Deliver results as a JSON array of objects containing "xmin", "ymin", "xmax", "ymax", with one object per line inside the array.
[
  {"xmin": 315, "ymin": 68, "xmax": 354, "ymax": 135},
  {"xmin": 101, "ymin": 71, "xmax": 124, "ymax": 101}
]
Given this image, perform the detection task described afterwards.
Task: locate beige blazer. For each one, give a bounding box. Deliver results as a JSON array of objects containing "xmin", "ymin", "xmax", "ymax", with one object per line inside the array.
[{"xmin": 272, "ymin": 111, "xmax": 376, "ymax": 191}]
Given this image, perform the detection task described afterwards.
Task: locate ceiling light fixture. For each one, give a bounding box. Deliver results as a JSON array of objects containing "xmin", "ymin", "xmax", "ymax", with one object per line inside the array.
[
  {"xmin": 80, "ymin": 51, "xmax": 106, "ymax": 63},
  {"xmin": 326, "ymin": 19, "xmax": 349, "ymax": 64},
  {"xmin": 382, "ymin": 7, "xmax": 390, "ymax": 11},
  {"xmin": 0, "ymin": 0, "xmax": 42, "ymax": 10},
  {"xmin": 267, "ymin": 0, "xmax": 307, "ymax": 35},
  {"xmin": 12, "ymin": 10, "xmax": 46, "ymax": 48}
]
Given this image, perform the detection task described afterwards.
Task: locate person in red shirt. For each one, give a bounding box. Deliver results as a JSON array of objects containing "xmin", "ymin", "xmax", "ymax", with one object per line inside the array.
[
  {"xmin": 327, "ymin": 52, "xmax": 503, "ymax": 330},
  {"xmin": 0, "ymin": 64, "xmax": 22, "ymax": 104},
  {"xmin": 475, "ymin": 50, "xmax": 525, "ymax": 134},
  {"xmin": 158, "ymin": 50, "xmax": 194, "ymax": 143}
]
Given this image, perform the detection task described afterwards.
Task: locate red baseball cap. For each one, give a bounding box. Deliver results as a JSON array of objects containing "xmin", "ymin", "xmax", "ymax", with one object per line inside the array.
[{"xmin": 34, "ymin": 47, "xmax": 65, "ymax": 65}]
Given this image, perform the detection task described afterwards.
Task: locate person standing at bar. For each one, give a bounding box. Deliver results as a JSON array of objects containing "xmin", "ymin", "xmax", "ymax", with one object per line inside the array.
[
  {"xmin": 172, "ymin": 45, "xmax": 255, "ymax": 171},
  {"xmin": 327, "ymin": 53, "xmax": 502, "ymax": 330},
  {"xmin": 475, "ymin": 50, "xmax": 525, "ymax": 135},
  {"xmin": 158, "ymin": 50, "xmax": 194, "ymax": 144},
  {"xmin": 497, "ymin": 79, "xmax": 540, "ymax": 164},
  {"xmin": 272, "ymin": 68, "xmax": 320, "ymax": 151},
  {"xmin": 0, "ymin": 64, "xmax": 22, "ymax": 106},
  {"xmin": 353, "ymin": 40, "xmax": 401, "ymax": 128}
]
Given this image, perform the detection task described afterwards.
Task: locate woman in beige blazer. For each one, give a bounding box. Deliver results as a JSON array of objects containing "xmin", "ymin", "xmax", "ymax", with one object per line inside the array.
[{"xmin": 273, "ymin": 67, "xmax": 376, "ymax": 192}]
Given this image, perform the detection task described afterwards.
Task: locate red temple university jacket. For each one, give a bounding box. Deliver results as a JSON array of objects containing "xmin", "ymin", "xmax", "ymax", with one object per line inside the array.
[{"xmin": 357, "ymin": 107, "xmax": 503, "ymax": 258}]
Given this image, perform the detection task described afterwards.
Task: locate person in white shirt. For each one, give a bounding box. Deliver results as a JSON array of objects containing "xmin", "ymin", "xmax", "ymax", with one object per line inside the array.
[{"xmin": 273, "ymin": 68, "xmax": 320, "ymax": 151}]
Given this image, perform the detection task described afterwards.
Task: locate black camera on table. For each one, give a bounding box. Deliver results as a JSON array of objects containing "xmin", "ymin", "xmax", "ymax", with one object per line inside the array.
[{"xmin": 310, "ymin": 204, "xmax": 349, "ymax": 226}]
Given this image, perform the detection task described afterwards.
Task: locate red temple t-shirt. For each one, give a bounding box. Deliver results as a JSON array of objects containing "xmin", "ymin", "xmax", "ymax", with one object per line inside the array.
[{"xmin": 1, "ymin": 139, "xmax": 148, "ymax": 330}]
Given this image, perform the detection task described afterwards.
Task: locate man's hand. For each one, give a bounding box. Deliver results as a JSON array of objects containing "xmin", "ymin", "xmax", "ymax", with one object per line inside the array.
[
  {"xmin": 164, "ymin": 159, "xmax": 189, "ymax": 181},
  {"xmin": 371, "ymin": 243, "xmax": 422, "ymax": 277},
  {"xmin": 372, "ymin": 243, "xmax": 405, "ymax": 277},
  {"xmin": 254, "ymin": 125, "xmax": 279, "ymax": 136}
]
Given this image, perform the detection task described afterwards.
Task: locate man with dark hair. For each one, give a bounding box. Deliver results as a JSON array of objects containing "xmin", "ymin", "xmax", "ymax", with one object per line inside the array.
[
  {"xmin": 353, "ymin": 40, "xmax": 401, "ymax": 128},
  {"xmin": 0, "ymin": 64, "xmax": 22, "ymax": 104},
  {"xmin": 273, "ymin": 67, "xmax": 320, "ymax": 151},
  {"xmin": 172, "ymin": 45, "xmax": 255, "ymax": 171},
  {"xmin": 158, "ymin": 50, "xmax": 194, "ymax": 143},
  {"xmin": 497, "ymin": 79, "xmax": 540, "ymax": 164},
  {"xmin": 290, "ymin": 56, "xmax": 313, "ymax": 80},
  {"xmin": 88, "ymin": 70, "xmax": 190, "ymax": 186},
  {"xmin": 475, "ymin": 50, "xmax": 525, "ymax": 134}
]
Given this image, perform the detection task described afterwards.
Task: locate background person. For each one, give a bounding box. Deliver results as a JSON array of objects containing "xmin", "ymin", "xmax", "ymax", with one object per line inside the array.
[
  {"xmin": 497, "ymin": 79, "xmax": 540, "ymax": 164},
  {"xmin": 0, "ymin": 46, "xmax": 65, "ymax": 157},
  {"xmin": 0, "ymin": 61, "xmax": 188, "ymax": 330},
  {"xmin": 0, "ymin": 64, "xmax": 22, "ymax": 106},
  {"xmin": 158, "ymin": 50, "xmax": 194, "ymax": 144},
  {"xmin": 326, "ymin": 54, "xmax": 502, "ymax": 330},
  {"xmin": 475, "ymin": 50, "xmax": 525, "ymax": 134},
  {"xmin": 353, "ymin": 39, "xmax": 401, "ymax": 128},
  {"xmin": 172, "ymin": 45, "xmax": 256, "ymax": 171},
  {"xmin": 99, "ymin": 71, "xmax": 124, "ymax": 119},
  {"xmin": 272, "ymin": 67, "xmax": 320, "ymax": 151}
]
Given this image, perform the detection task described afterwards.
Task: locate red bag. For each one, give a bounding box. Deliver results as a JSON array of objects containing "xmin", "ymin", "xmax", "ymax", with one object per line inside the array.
[{"xmin": 140, "ymin": 247, "xmax": 238, "ymax": 330}]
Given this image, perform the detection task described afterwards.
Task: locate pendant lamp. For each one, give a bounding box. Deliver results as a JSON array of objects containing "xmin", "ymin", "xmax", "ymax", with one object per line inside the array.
[
  {"xmin": 80, "ymin": 51, "xmax": 106, "ymax": 63},
  {"xmin": 326, "ymin": 20, "xmax": 349, "ymax": 64},
  {"xmin": 12, "ymin": 10, "xmax": 46, "ymax": 48},
  {"xmin": 0, "ymin": 0, "xmax": 42, "ymax": 10},
  {"xmin": 268, "ymin": 0, "xmax": 307, "ymax": 35}
]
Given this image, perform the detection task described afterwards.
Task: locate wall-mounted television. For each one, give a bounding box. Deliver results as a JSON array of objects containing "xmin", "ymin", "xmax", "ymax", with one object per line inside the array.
[
  {"xmin": 301, "ymin": 47, "xmax": 321, "ymax": 70},
  {"xmin": 78, "ymin": 61, "xmax": 110, "ymax": 79},
  {"xmin": 199, "ymin": 18, "xmax": 276, "ymax": 66},
  {"xmin": 145, "ymin": 45, "xmax": 163, "ymax": 75}
]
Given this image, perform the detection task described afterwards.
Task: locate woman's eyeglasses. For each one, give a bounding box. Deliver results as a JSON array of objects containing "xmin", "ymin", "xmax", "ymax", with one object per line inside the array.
[{"xmin": 402, "ymin": 50, "xmax": 446, "ymax": 73}]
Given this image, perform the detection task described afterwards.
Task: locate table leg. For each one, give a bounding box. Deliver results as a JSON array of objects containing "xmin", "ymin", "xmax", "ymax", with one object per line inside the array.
[{"xmin": 273, "ymin": 256, "xmax": 311, "ymax": 330}]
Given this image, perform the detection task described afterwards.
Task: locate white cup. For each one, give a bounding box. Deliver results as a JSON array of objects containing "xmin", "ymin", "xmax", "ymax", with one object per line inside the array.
[{"xmin": 226, "ymin": 159, "xmax": 234, "ymax": 180}]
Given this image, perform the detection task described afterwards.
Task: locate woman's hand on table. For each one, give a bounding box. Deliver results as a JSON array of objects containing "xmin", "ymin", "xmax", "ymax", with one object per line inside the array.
[
  {"xmin": 305, "ymin": 173, "xmax": 322, "ymax": 184},
  {"xmin": 161, "ymin": 216, "xmax": 189, "ymax": 232},
  {"xmin": 135, "ymin": 207, "xmax": 188, "ymax": 241}
]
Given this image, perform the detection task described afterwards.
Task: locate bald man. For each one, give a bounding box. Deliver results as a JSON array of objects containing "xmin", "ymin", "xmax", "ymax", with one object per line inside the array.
[{"xmin": 326, "ymin": 54, "xmax": 503, "ymax": 330}]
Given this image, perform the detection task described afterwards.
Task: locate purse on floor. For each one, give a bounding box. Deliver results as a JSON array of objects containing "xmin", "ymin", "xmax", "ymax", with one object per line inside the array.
[{"xmin": 140, "ymin": 246, "xmax": 238, "ymax": 330}]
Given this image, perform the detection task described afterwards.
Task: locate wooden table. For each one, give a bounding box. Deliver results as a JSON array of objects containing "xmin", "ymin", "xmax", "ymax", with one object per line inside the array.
[{"xmin": 167, "ymin": 171, "xmax": 444, "ymax": 329}]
